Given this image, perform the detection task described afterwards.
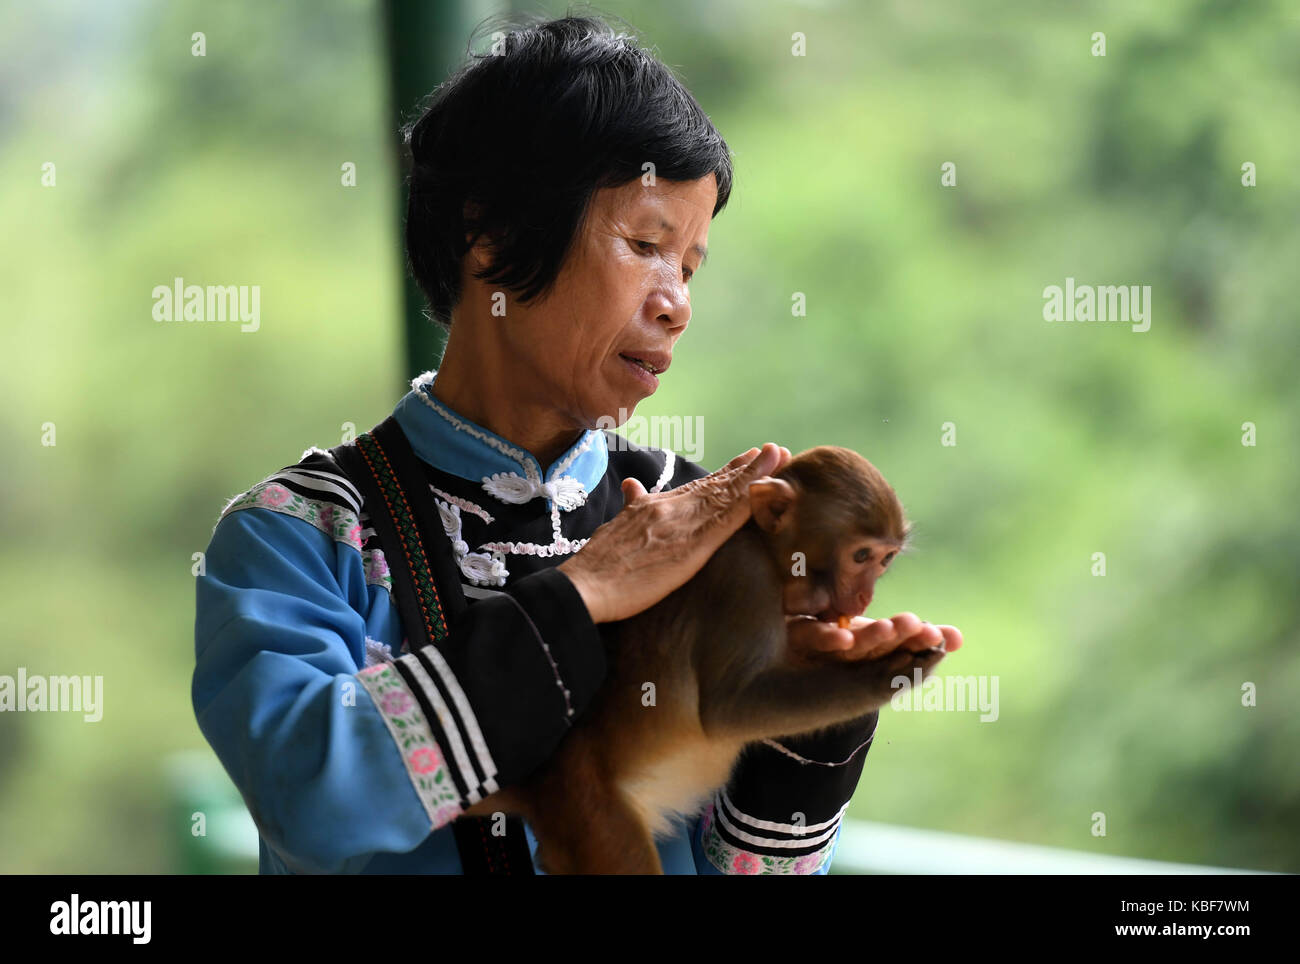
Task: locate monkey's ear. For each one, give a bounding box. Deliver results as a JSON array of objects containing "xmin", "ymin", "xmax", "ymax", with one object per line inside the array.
[{"xmin": 749, "ymin": 478, "xmax": 797, "ymax": 534}]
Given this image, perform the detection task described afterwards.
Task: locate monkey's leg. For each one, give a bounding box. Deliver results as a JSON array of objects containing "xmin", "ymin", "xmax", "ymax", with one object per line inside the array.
[
  {"xmin": 526, "ymin": 785, "xmax": 664, "ymax": 875},
  {"xmin": 703, "ymin": 646, "xmax": 947, "ymax": 743}
]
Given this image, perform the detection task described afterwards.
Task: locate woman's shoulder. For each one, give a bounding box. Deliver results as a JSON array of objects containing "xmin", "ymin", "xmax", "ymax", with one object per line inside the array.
[{"xmin": 212, "ymin": 444, "xmax": 367, "ymax": 554}]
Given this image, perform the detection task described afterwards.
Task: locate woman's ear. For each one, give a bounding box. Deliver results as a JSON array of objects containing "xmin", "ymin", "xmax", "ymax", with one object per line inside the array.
[
  {"xmin": 749, "ymin": 478, "xmax": 797, "ymax": 534},
  {"xmin": 462, "ymin": 201, "xmax": 500, "ymax": 273}
]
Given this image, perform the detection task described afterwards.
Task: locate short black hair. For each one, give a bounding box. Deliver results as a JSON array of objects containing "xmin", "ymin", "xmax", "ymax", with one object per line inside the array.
[{"xmin": 402, "ymin": 11, "xmax": 734, "ymax": 327}]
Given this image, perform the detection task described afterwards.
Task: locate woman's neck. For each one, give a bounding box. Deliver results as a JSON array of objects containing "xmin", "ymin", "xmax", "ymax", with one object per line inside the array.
[{"xmin": 430, "ymin": 330, "xmax": 584, "ymax": 471}]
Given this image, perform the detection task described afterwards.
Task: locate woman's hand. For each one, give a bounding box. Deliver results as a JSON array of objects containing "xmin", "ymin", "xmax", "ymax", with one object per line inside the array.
[
  {"xmin": 558, "ymin": 442, "xmax": 791, "ymax": 624},
  {"xmin": 784, "ymin": 613, "xmax": 963, "ymax": 669}
]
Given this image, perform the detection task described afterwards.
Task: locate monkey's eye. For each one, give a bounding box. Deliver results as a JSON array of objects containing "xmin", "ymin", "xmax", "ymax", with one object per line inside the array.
[
  {"xmin": 853, "ymin": 548, "xmax": 871, "ymax": 564},
  {"xmin": 882, "ymin": 551, "xmax": 897, "ymax": 567}
]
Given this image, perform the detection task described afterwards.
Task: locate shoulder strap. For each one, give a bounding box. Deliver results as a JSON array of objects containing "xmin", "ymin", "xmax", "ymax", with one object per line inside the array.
[{"xmin": 328, "ymin": 415, "xmax": 535, "ymax": 876}]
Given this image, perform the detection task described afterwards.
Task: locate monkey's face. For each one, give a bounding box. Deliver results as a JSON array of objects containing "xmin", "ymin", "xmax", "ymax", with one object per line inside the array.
[
  {"xmin": 779, "ymin": 531, "xmax": 901, "ymax": 623},
  {"xmin": 751, "ymin": 445, "xmax": 909, "ymax": 624}
]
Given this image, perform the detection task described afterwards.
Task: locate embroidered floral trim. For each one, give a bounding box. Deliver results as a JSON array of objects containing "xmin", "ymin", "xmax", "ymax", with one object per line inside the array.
[
  {"xmin": 357, "ymin": 662, "xmax": 464, "ymax": 828},
  {"xmin": 221, "ymin": 482, "xmax": 363, "ymax": 551},
  {"xmin": 363, "ymin": 547, "xmax": 393, "ymax": 594},
  {"xmin": 699, "ymin": 801, "xmax": 835, "ymax": 875}
]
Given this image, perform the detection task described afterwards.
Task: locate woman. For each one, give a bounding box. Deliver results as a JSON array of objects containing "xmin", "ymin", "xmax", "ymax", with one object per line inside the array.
[{"xmin": 193, "ymin": 13, "xmax": 960, "ymax": 875}]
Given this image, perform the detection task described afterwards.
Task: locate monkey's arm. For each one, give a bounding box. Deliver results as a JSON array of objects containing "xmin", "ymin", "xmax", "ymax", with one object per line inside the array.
[
  {"xmin": 689, "ymin": 709, "xmax": 881, "ymax": 875},
  {"xmin": 653, "ymin": 452, "xmax": 879, "ymax": 874}
]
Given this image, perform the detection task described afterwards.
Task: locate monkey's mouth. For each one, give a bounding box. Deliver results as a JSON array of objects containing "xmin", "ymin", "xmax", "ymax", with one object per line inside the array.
[{"xmin": 817, "ymin": 609, "xmax": 855, "ymax": 628}]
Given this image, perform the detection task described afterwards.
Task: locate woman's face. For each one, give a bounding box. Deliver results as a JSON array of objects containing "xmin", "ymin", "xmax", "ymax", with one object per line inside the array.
[{"xmin": 498, "ymin": 173, "xmax": 717, "ymax": 430}]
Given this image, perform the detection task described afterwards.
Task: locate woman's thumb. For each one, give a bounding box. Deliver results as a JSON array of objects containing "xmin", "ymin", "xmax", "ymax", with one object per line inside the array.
[{"xmin": 621, "ymin": 477, "xmax": 648, "ymax": 503}]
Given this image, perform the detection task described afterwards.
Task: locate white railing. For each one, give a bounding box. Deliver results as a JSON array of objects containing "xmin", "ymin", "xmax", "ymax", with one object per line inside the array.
[
  {"xmin": 167, "ymin": 753, "xmax": 1271, "ymax": 874},
  {"xmin": 831, "ymin": 820, "xmax": 1271, "ymax": 875}
]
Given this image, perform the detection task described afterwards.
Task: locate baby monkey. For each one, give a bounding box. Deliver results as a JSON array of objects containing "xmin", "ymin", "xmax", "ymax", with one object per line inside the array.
[{"xmin": 462, "ymin": 446, "xmax": 947, "ymax": 873}]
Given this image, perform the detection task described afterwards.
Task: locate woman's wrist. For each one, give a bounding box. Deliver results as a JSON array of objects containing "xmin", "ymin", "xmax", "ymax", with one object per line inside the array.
[{"xmin": 555, "ymin": 561, "xmax": 609, "ymax": 624}]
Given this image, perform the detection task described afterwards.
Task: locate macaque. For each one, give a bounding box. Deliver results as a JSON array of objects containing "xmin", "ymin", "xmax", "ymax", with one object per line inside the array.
[{"xmin": 462, "ymin": 446, "xmax": 947, "ymax": 873}]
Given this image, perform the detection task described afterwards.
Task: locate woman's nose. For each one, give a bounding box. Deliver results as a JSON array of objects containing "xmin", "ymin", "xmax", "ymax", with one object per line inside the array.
[{"xmin": 650, "ymin": 276, "xmax": 691, "ymax": 330}]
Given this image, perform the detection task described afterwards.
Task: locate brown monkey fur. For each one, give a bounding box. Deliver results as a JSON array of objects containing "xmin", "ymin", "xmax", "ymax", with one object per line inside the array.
[{"xmin": 462, "ymin": 446, "xmax": 947, "ymax": 873}]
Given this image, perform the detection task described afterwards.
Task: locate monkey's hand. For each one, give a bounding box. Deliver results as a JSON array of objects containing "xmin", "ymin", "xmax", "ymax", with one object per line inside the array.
[{"xmin": 783, "ymin": 612, "xmax": 961, "ymax": 669}]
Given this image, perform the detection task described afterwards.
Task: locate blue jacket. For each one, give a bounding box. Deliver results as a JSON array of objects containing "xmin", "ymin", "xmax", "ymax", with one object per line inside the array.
[{"xmin": 193, "ymin": 371, "xmax": 881, "ymax": 873}]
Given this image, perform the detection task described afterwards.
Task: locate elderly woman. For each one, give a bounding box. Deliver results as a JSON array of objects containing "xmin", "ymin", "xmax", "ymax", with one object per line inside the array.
[{"xmin": 193, "ymin": 14, "xmax": 959, "ymax": 875}]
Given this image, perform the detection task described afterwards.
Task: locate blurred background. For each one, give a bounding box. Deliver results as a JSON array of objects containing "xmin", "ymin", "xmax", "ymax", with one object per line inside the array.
[{"xmin": 1, "ymin": 0, "xmax": 1296, "ymax": 873}]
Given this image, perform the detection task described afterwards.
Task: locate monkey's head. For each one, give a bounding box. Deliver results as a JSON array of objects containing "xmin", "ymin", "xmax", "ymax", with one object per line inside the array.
[{"xmin": 748, "ymin": 446, "xmax": 910, "ymax": 624}]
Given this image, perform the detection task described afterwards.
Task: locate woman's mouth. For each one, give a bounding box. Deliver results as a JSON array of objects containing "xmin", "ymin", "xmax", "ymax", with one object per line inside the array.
[{"xmin": 618, "ymin": 353, "xmax": 662, "ymax": 390}]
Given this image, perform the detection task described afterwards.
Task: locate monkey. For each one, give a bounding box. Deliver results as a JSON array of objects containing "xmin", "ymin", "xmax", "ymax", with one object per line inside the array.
[{"xmin": 461, "ymin": 445, "xmax": 948, "ymax": 874}]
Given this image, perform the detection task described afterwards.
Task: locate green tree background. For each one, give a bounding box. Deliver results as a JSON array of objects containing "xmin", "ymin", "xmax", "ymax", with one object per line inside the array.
[{"xmin": 1, "ymin": 0, "xmax": 1295, "ymax": 872}]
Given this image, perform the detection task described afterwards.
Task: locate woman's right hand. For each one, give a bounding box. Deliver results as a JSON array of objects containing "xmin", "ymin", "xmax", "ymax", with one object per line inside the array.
[{"xmin": 557, "ymin": 442, "xmax": 791, "ymax": 624}]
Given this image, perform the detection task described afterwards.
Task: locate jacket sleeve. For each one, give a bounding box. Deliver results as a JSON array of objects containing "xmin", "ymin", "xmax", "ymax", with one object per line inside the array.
[
  {"xmin": 193, "ymin": 504, "xmax": 605, "ymax": 874},
  {"xmin": 690, "ymin": 713, "xmax": 879, "ymax": 874},
  {"xmin": 658, "ymin": 450, "xmax": 878, "ymax": 875}
]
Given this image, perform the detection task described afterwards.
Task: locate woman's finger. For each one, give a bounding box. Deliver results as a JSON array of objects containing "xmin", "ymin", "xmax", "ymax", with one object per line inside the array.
[
  {"xmin": 721, "ymin": 447, "xmax": 761, "ymax": 472},
  {"xmin": 621, "ymin": 476, "xmax": 648, "ymax": 504},
  {"xmin": 937, "ymin": 625, "xmax": 963, "ymax": 652}
]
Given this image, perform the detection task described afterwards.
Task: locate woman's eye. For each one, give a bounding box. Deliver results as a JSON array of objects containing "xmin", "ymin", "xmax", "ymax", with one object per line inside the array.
[{"xmin": 634, "ymin": 239, "xmax": 691, "ymax": 281}]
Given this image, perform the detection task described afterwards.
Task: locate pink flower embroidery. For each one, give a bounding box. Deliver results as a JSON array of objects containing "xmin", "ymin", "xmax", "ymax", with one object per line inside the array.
[
  {"xmin": 410, "ymin": 745, "xmax": 443, "ymax": 774},
  {"xmin": 347, "ymin": 524, "xmax": 362, "ymax": 548},
  {"xmin": 380, "ymin": 689, "xmax": 412, "ymax": 716},
  {"xmin": 366, "ymin": 551, "xmax": 390, "ymax": 580},
  {"xmin": 317, "ymin": 505, "xmax": 335, "ymax": 527},
  {"xmin": 700, "ymin": 803, "xmax": 714, "ymax": 838},
  {"xmin": 259, "ymin": 484, "xmax": 291, "ymax": 507},
  {"xmin": 794, "ymin": 853, "xmax": 821, "ymax": 874},
  {"xmin": 733, "ymin": 852, "xmax": 761, "ymax": 875}
]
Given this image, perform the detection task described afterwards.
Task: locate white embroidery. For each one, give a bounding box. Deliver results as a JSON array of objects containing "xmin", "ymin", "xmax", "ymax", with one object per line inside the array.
[
  {"xmin": 412, "ymin": 371, "xmax": 539, "ymax": 480},
  {"xmin": 410, "ymin": 369, "xmax": 599, "ymax": 561},
  {"xmin": 430, "ymin": 484, "xmax": 494, "ymax": 524},
  {"xmin": 363, "ymin": 636, "xmax": 393, "ymax": 667},
  {"xmin": 477, "ymin": 538, "xmax": 589, "ymax": 558},
  {"xmin": 550, "ymin": 428, "xmax": 596, "ymax": 477},
  {"xmin": 649, "ymin": 448, "xmax": 677, "ymax": 493},
  {"xmin": 435, "ymin": 497, "xmax": 509, "ymax": 586},
  {"xmin": 413, "ymin": 370, "xmax": 595, "ymax": 511},
  {"xmin": 482, "ymin": 472, "xmax": 588, "ymax": 510},
  {"xmin": 759, "ymin": 733, "xmax": 875, "ymax": 767}
]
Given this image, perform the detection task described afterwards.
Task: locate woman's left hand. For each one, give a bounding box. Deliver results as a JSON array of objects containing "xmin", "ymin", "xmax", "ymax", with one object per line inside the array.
[{"xmin": 785, "ymin": 612, "xmax": 962, "ymax": 668}]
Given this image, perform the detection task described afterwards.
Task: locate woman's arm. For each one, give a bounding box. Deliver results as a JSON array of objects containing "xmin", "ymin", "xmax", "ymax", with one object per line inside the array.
[{"xmin": 193, "ymin": 504, "xmax": 605, "ymax": 874}]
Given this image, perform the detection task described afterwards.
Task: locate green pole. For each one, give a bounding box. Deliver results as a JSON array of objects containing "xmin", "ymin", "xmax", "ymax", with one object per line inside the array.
[{"xmin": 382, "ymin": 0, "xmax": 487, "ymax": 386}]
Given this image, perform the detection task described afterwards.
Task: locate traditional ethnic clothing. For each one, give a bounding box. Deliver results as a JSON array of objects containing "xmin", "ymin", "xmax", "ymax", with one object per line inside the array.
[{"xmin": 193, "ymin": 370, "xmax": 881, "ymax": 874}]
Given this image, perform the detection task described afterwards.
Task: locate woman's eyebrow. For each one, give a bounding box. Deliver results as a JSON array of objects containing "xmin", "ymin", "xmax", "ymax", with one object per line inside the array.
[
  {"xmin": 660, "ymin": 216, "xmax": 712, "ymax": 266},
  {"xmin": 651, "ymin": 216, "xmax": 708, "ymax": 267}
]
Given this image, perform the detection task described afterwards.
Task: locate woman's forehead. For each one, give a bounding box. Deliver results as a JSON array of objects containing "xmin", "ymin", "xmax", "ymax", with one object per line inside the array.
[{"xmin": 601, "ymin": 176, "xmax": 719, "ymax": 219}]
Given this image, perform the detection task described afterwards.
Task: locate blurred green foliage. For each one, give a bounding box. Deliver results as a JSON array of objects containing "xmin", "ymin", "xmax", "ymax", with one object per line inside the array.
[{"xmin": 1, "ymin": 0, "xmax": 1296, "ymax": 872}]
